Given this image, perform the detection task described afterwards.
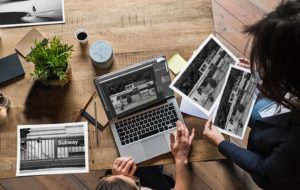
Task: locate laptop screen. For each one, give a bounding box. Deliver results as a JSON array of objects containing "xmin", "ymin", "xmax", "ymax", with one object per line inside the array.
[{"xmin": 94, "ymin": 57, "xmax": 174, "ymax": 119}]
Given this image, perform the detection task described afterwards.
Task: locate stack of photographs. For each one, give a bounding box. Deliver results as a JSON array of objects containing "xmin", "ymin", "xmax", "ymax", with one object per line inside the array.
[{"xmin": 170, "ymin": 34, "xmax": 259, "ymax": 139}]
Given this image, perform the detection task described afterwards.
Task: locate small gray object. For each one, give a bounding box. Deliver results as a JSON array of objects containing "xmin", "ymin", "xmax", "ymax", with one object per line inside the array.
[{"xmin": 89, "ymin": 40, "xmax": 114, "ymax": 69}]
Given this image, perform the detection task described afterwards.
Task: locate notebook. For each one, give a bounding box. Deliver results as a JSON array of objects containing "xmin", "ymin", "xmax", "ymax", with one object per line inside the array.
[
  {"xmin": 0, "ymin": 53, "xmax": 25, "ymax": 85},
  {"xmin": 15, "ymin": 28, "xmax": 46, "ymax": 58}
]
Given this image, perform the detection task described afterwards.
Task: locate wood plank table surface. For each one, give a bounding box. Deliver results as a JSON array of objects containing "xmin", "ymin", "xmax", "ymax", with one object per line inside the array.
[{"xmin": 0, "ymin": 0, "xmax": 225, "ymax": 179}]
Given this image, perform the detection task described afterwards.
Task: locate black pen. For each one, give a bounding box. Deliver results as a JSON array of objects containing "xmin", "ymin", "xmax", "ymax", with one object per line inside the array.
[{"xmin": 94, "ymin": 100, "xmax": 99, "ymax": 146}]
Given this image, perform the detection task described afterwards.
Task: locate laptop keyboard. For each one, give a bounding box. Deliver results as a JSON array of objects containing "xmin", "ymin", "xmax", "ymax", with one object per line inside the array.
[{"xmin": 115, "ymin": 103, "xmax": 178, "ymax": 146}]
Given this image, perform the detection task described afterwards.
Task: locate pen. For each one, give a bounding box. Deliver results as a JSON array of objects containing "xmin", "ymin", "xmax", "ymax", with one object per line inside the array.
[
  {"xmin": 75, "ymin": 91, "xmax": 96, "ymax": 122},
  {"xmin": 94, "ymin": 100, "xmax": 99, "ymax": 146}
]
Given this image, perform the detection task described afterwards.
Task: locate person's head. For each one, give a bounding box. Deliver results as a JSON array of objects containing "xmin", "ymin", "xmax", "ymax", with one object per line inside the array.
[
  {"xmin": 244, "ymin": 0, "xmax": 300, "ymax": 110},
  {"xmin": 96, "ymin": 175, "xmax": 139, "ymax": 190}
]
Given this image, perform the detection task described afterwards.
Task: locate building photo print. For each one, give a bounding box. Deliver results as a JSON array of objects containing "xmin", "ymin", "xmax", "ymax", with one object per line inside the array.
[
  {"xmin": 16, "ymin": 122, "xmax": 89, "ymax": 176},
  {"xmin": 213, "ymin": 65, "xmax": 259, "ymax": 139},
  {"xmin": 0, "ymin": 0, "xmax": 64, "ymax": 27},
  {"xmin": 172, "ymin": 34, "xmax": 237, "ymax": 114}
]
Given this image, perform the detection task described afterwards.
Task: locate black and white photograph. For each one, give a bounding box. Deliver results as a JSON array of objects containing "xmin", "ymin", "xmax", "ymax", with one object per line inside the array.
[
  {"xmin": 213, "ymin": 65, "xmax": 259, "ymax": 139},
  {"xmin": 0, "ymin": 0, "xmax": 65, "ymax": 28},
  {"xmin": 16, "ymin": 122, "xmax": 89, "ymax": 176},
  {"xmin": 170, "ymin": 34, "xmax": 237, "ymax": 115},
  {"xmin": 105, "ymin": 67, "xmax": 158, "ymax": 115}
]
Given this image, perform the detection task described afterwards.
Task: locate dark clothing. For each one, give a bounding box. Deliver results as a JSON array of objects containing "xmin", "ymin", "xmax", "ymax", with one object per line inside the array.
[
  {"xmin": 105, "ymin": 166, "xmax": 174, "ymax": 190},
  {"xmin": 219, "ymin": 111, "xmax": 300, "ymax": 189},
  {"xmin": 135, "ymin": 166, "xmax": 173, "ymax": 190}
]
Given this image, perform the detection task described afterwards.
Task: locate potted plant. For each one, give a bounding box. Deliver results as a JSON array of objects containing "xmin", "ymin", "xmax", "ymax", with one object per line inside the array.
[{"xmin": 27, "ymin": 36, "xmax": 73, "ymax": 87}]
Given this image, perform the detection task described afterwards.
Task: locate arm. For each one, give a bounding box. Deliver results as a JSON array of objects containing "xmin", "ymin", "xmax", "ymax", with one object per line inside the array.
[
  {"xmin": 203, "ymin": 119, "xmax": 300, "ymax": 183},
  {"xmin": 202, "ymin": 119, "xmax": 266, "ymax": 176},
  {"xmin": 174, "ymin": 160, "xmax": 189, "ymax": 190},
  {"xmin": 170, "ymin": 121, "xmax": 195, "ymax": 190}
]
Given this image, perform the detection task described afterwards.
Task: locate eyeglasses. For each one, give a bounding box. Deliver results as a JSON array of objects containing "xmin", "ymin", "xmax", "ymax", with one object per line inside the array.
[{"xmin": 98, "ymin": 175, "xmax": 141, "ymax": 190}]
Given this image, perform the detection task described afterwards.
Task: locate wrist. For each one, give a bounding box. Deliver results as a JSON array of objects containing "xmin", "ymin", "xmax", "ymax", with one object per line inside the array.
[
  {"xmin": 216, "ymin": 139, "xmax": 225, "ymax": 147},
  {"xmin": 175, "ymin": 158, "xmax": 188, "ymax": 165}
]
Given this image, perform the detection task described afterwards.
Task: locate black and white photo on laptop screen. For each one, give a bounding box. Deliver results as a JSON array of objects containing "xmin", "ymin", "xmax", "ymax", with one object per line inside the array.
[
  {"xmin": 16, "ymin": 122, "xmax": 89, "ymax": 176},
  {"xmin": 104, "ymin": 66, "xmax": 158, "ymax": 115},
  {"xmin": 170, "ymin": 34, "xmax": 238, "ymax": 116},
  {"xmin": 213, "ymin": 65, "xmax": 259, "ymax": 139},
  {"xmin": 0, "ymin": 0, "xmax": 65, "ymax": 28}
]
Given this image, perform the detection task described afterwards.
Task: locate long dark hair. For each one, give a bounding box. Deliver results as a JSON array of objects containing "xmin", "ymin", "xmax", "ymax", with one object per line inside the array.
[{"xmin": 244, "ymin": 0, "xmax": 300, "ymax": 111}]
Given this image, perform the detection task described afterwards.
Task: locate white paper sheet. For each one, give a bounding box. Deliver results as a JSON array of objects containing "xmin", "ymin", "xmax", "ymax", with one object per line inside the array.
[{"xmin": 180, "ymin": 97, "xmax": 209, "ymax": 119}]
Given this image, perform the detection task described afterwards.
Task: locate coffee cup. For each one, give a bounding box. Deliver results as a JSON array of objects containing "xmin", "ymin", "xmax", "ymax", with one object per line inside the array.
[{"xmin": 75, "ymin": 29, "xmax": 88, "ymax": 44}]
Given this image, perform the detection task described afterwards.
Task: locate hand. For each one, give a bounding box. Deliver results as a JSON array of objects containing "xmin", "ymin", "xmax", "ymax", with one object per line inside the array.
[
  {"xmin": 238, "ymin": 58, "xmax": 250, "ymax": 69},
  {"xmin": 170, "ymin": 121, "xmax": 195, "ymax": 164},
  {"xmin": 112, "ymin": 157, "xmax": 137, "ymax": 176},
  {"xmin": 203, "ymin": 119, "xmax": 225, "ymax": 147}
]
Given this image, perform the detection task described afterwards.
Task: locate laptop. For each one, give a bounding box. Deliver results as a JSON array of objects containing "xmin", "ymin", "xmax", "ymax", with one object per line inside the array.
[{"xmin": 94, "ymin": 56, "xmax": 184, "ymax": 163}]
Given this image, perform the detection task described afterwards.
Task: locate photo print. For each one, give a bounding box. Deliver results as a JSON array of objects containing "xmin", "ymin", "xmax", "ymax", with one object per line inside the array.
[
  {"xmin": 170, "ymin": 34, "xmax": 238, "ymax": 115},
  {"xmin": 213, "ymin": 65, "xmax": 259, "ymax": 139},
  {"xmin": 16, "ymin": 122, "xmax": 89, "ymax": 176},
  {"xmin": 0, "ymin": 0, "xmax": 65, "ymax": 28}
]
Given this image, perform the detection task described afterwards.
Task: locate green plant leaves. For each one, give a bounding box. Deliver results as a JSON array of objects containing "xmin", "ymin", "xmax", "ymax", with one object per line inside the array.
[{"xmin": 26, "ymin": 36, "xmax": 73, "ymax": 81}]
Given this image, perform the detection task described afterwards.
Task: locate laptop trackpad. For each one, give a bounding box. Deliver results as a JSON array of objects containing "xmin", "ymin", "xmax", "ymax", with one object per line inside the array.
[{"xmin": 142, "ymin": 135, "xmax": 169, "ymax": 158}]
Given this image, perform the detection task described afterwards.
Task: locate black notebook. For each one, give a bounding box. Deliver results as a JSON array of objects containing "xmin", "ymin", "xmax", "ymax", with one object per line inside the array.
[{"xmin": 0, "ymin": 53, "xmax": 25, "ymax": 85}]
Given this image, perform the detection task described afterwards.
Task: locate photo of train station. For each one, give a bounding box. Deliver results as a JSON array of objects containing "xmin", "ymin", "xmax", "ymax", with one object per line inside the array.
[
  {"xmin": 188, "ymin": 47, "xmax": 235, "ymax": 111},
  {"xmin": 17, "ymin": 122, "xmax": 88, "ymax": 176},
  {"xmin": 106, "ymin": 68, "xmax": 158, "ymax": 115},
  {"xmin": 214, "ymin": 66, "xmax": 258, "ymax": 138}
]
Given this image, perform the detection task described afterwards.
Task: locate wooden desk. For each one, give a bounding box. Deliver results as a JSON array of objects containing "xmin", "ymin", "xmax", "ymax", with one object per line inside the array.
[{"xmin": 0, "ymin": 0, "xmax": 224, "ymax": 178}]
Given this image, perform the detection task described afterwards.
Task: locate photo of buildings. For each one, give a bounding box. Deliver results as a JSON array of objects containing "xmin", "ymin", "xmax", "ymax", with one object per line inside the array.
[
  {"xmin": 171, "ymin": 35, "xmax": 236, "ymax": 114},
  {"xmin": 213, "ymin": 66, "xmax": 258, "ymax": 138},
  {"xmin": 188, "ymin": 48, "xmax": 234, "ymax": 111},
  {"xmin": 106, "ymin": 68, "xmax": 158, "ymax": 115},
  {"xmin": 17, "ymin": 122, "xmax": 88, "ymax": 176}
]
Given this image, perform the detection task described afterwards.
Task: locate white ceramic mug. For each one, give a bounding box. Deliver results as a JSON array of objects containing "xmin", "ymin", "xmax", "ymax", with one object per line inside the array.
[{"xmin": 75, "ymin": 29, "xmax": 88, "ymax": 44}]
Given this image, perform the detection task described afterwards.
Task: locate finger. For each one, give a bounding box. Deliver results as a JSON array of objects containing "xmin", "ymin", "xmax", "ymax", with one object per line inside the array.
[
  {"xmin": 183, "ymin": 125, "xmax": 189, "ymax": 141},
  {"xmin": 129, "ymin": 162, "xmax": 137, "ymax": 176},
  {"xmin": 170, "ymin": 133, "xmax": 175, "ymax": 147},
  {"xmin": 118, "ymin": 157, "xmax": 132, "ymax": 170},
  {"xmin": 112, "ymin": 164, "xmax": 118, "ymax": 172},
  {"xmin": 177, "ymin": 123, "xmax": 184, "ymax": 138},
  {"xmin": 205, "ymin": 119, "xmax": 213, "ymax": 130},
  {"xmin": 210, "ymin": 124, "xmax": 219, "ymax": 132},
  {"xmin": 203, "ymin": 122, "xmax": 210, "ymax": 134},
  {"xmin": 178, "ymin": 121, "xmax": 186, "ymax": 137},
  {"xmin": 122, "ymin": 159, "xmax": 134, "ymax": 175},
  {"xmin": 238, "ymin": 57, "xmax": 250, "ymax": 63},
  {"xmin": 114, "ymin": 158, "xmax": 123, "ymax": 167},
  {"xmin": 113, "ymin": 158, "xmax": 119, "ymax": 166},
  {"xmin": 176, "ymin": 120, "xmax": 182, "ymax": 126},
  {"xmin": 189, "ymin": 128, "xmax": 195, "ymax": 144}
]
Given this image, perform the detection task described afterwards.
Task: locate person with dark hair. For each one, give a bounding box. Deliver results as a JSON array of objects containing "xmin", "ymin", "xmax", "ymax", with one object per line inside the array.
[
  {"xmin": 203, "ymin": 1, "xmax": 300, "ymax": 189},
  {"xmin": 96, "ymin": 121, "xmax": 195, "ymax": 190}
]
